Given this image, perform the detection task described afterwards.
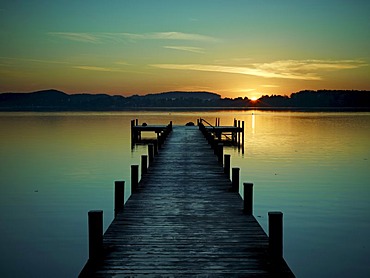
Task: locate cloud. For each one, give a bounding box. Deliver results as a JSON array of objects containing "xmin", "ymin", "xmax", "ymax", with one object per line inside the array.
[
  {"xmin": 114, "ymin": 61, "xmax": 131, "ymax": 66},
  {"xmin": 0, "ymin": 56, "xmax": 68, "ymax": 64},
  {"xmin": 151, "ymin": 59, "xmax": 367, "ymax": 81},
  {"xmin": 49, "ymin": 32, "xmax": 100, "ymax": 43},
  {"xmin": 151, "ymin": 63, "xmax": 319, "ymax": 80},
  {"xmin": 73, "ymin": 66, "xmax": 125, "ymax": 72},
  {"xmin": 163, "ymin": 46, "xmax": 205, "ymax": 54},
  {"xmin": 261, "ymin": 84, "xmax": 280, "ymax": 88},
  {"xmin": 49, "ymin": 31, "xmax": 217, "ymax": 43},
  {"xmin": 254, "ymin": 60, "xmax": 367, "ymax": 73}
]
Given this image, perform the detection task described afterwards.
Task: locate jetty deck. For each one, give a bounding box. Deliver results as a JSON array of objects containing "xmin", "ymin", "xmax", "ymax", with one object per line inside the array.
[{"xmin": 80, "ymin": 125, "xmax": 294, "ymax": 277}]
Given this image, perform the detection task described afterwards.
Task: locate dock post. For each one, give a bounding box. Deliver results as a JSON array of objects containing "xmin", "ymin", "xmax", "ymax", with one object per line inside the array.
[
  {"xmin": 148, "ymin": 144, "xmax": 154, "ymax": 166},
  {"xmin": 217, "ymin": 143, "xmax": 223, "ymax": 164},
  {"xmin": 238, "ymin": 120, "xmax": 241, "ymax": 147},
  {"xmin": 131, "ymin": 165, "xmax": 139, "ymax": 192},
  {"xmin": 141, "ymin": 155, "xmax": 148, "ymax": 176},
  {"xmin": 88, "ymin": 210, "xmax": 103, "ymax": 261},
  {"xmin": 242, "ymin": 121, "xmax": 245, "ymax": 152},
  {"xmin": 153, "ymin": 140, "xmax": 158, "ymax": 155},
  {"xmin": 224, "ymin": 154, "xmax": 231, "ymax": 179},
  {"xmin": 114, "ymin": 181, "xmax": 125, "ymax": 217},
  {"xmin": 243, "ymin": 182, "xmax": 253, "ymax": 215},
  {"xmin": 233, "ymin": 118, "xmax": 237, "ymax": 143},
  {"xmin": 131, "ymin": 120, "xmax": 135, "ymax": 143},
  {"xmin": 135, "ymin": 119, "xmax": 138, "ymax": 126},
  {"xmin": 268, "ymin": 211, "xmax": 283, "ymax": 260},
  {"xmin": 231, "ymin": 167, "xmax": 240, "ymax": 192}
]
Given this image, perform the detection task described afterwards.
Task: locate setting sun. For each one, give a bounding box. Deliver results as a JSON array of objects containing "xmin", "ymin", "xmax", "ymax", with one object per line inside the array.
[{"xmin": 250, "ymin": 97, "xmax": 258, "ymax": 101}]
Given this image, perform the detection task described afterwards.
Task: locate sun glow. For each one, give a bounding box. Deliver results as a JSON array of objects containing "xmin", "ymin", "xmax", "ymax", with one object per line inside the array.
[{"xmin": 250, "ymin": 97, "xmax": 258, "ymax": 101}]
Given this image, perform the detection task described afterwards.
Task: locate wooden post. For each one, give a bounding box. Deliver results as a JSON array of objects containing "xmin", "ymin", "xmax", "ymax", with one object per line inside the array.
[
  {"xmin": 114, "ymin": 181, "xmax": 125, "ymax": 217},
  {"xmin": 135, "ymin": 119, "xmax": 138, "ymax": 126},
  {"xmin": 224, "ymin": 154, "xmax": 231, "ymax": 179},
  {"xmin": 233, "ymin": 118, "xmax": 237, "ymax": 143},
  {"xmin": 238, "ymin": 120, "xmax": 241, "ymax": 147},
  {"xmin": 148, "ymin": 144, "xmax": 154, "ymax": 166},
  {"xmin": 88, "ymin": 210, "xmax": 103, "ymax": 261},
  {"xmin": 217, "ymin": 143, "xmax": 223, "ymax": 164},
  {"xmin": 131, "ymin": 165, "xmax": 139, "ymax": 192},
  {"xmin": 141, "ymin": 155, "xmax": 148, "ymax": 176},
  {"xmin": 153, "ymin": 140, "xmax": 158, "ymax": 155},
  {"xmin": 243, "ymin": 182, "xmax": 253, "ymax": 215},
  {"xmin": 242, "ymin": 121, "xmax": 245, "ymax": 152},
  {"xmin": 269, "ymin": 211, "xmax": 283, "ymax": 260},
  {"xmin": 131, "ymin": 120, "xmax": 135, "ymax": 142},
  {"xmin": 231, "ymin": 167, "xmax": 240, "ymax": 192}
]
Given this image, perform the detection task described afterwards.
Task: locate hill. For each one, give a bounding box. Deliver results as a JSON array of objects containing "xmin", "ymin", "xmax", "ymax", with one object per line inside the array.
[{"xmin": 0, "ymin": 89, "xmax": 369, "ymax": 111}]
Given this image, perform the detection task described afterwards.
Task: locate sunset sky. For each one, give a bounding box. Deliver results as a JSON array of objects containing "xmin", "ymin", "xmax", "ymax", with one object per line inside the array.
[{"xmin": 1, "ymin": 0, "xmax": 369, "ymax": 99}]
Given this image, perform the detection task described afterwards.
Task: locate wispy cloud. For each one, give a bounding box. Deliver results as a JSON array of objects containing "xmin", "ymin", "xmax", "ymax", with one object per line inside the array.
[
  {"xmin": 49, "ymin": 31, "xmax": 218, "ymax": 43},
  {"xmin": 114, "ymin": 61, "xmax": 131, "ymax": 66},
  {"xmin": 49, "ymin": 32, "xmax": 100, "ymax": 43},
  {"xmin": 151, "ymin": 59, "xmax": 367, "ymax": 81},
  {"xmin": 73, "ymin": 66, "xmax": 125, "ymax": 73},
  {"xmin": 163, "ymin": 46, "xmax": 205, "ymax": 54},
  {"xmin": 0, "ymin": 56, "xmax": 69, "ymax": 64},
  {"xmin": 261, "ymin": 84, "xmax": 280, "ymax": 88}
]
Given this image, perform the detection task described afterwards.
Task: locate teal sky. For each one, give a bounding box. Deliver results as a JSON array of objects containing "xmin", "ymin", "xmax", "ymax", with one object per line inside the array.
[{"xmin": 1, "ymin": 0, "xmax": 369, "ymax": 98}]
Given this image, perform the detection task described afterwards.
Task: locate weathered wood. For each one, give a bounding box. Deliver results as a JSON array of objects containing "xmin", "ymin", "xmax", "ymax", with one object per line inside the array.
[
  {"xmin": 224, "ymin": 154, "xmax": 231, "ymax": 179},
  {"xmin": 131, "ymin": 165, "xmax": 139, "ymax": 192},
  {"xmin": 88, "ymin": 210, "xmax": 103, "ymax": 261},
  {"xmin": 243, "ymin": 182, "xmax": 253, "ymax": 215},
  {"xmin": 148, "ymin": 144, "xmax": 154, "ymax": 166},
  {"xmin": 231, "ymin": 167, "xmax": 240, "ymax": 192},
  {"xmin": 79, "ymin": 126, "xmax": 294, "ymax": 277},
  {"xmin": 114, "ymin": 181, "xmax": 125, "ymax": 217},
  {"xmin": 217, "ymin": 143, "xmax": 223, "ymax": 164},
  {"xmin": 141, "ymin": 155, "xmax": 147, "ymax": 177},
  {"xmin": 269, "ymin": 211, "xmax": 283, "ymax": 260}
]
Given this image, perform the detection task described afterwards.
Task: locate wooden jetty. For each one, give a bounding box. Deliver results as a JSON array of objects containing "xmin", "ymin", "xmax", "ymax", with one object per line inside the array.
[
  {"xmin": 198, "ymin": 118, "xmax": 244, "ymax": 148},
  {"xmin": 79, "ymin": 122, "xmax": 295, "ymax": 277},
  {"xmin": 131, "ymin": 119, "xmax": 172, "ymax": 144}
]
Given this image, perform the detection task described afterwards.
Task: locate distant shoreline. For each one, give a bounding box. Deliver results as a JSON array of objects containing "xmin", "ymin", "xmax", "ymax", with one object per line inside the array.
[
  {"xmin": 1, "ymin": 89, "xmax": 369, "ymax": 112},
  {"xmin": 1, "ymin": 107, "xmax": 369, "ymax": 112}
]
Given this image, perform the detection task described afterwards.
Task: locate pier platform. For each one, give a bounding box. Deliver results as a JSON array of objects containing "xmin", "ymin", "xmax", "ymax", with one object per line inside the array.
[{"xmin": 79, "ymin": 125, "xmax": 294, "ymax": 277}]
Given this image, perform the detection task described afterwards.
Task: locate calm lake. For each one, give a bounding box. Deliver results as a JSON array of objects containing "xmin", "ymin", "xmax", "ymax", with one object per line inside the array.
[{"xmin": 0, "ymin": 111, "xmax": 369, "ymax": 277}]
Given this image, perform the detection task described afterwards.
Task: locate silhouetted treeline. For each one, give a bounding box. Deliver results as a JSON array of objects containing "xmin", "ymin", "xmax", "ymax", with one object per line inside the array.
[
  {"xmin": 0, "ymin": 89, "xmax": 369, "ymax": 111},
  {"xmin": 256, "ymin": 90, "xmax": 370, "ymax": 108}
]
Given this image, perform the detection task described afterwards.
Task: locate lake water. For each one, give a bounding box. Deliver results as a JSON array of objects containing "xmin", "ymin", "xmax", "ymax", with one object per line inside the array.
[{"xmin": 0, "ymin": 111, "xmax": 369, "ymax": 278}]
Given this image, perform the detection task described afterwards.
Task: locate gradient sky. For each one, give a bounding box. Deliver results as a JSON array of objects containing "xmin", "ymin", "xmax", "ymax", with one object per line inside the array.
[{"xmin": 1, "ymin": 0, "xmax": 369, "ymax": 98}]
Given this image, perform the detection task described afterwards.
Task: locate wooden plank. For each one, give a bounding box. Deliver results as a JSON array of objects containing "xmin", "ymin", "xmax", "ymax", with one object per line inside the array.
[{"xmin": 79, "ymin": 126, "xmax": 295, "ymax": 277}]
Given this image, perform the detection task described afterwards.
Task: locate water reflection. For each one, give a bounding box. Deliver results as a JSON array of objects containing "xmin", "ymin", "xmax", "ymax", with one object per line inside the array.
[
  {"xmin": 251, "ymin": 112, "xmax": 255, "ymax": 133},
  {"xmin": 0, "ymin": 111, "xmax": 369, "ymax": 278}
]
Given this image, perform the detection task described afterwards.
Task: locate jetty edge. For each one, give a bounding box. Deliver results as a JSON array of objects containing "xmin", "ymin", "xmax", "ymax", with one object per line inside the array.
[{"xmin": 79, "ymin": 119, "xmax": 295, "ymax": 277}]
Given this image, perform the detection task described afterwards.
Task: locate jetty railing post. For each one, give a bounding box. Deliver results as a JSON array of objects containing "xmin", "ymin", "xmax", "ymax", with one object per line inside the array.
[
  {"xmin": 131, "ymin": 119, "xmax": 135, "ymax": 143},
  {"xmin": 114, "ymin": 181, "xmax": 125, "ymax": 217},
  {"xmin": 148, "ymin": 144, "xmax": 154, "ymax": 166},
  {"xmin": 224, "ymin": 154, "xmax": 231, "ymax": 179},
  {"xmin": 131, "ymin": 165, "xmax": 139, "ymax": 192},
  {"xmin": 242, "ymin": 121, "xmax": 245, "ymax": 151},
  {"xmin": 88, "ymin": 210, "xmax": 103, "ymax": 261},
  {"xmin": 243, "ymin": 182, "xmax": 253, "ymax": 215},
  {"xmin": 238, "ymin": 120, "xmax": 241, "ymax": 147},
  {"xmin": 217, "ymin": 143, "xmax": 223, "ymax": 164},
  {"xmin": 233, "ymin": 118, "xmax": 237, "ymax": 144},
  {"xmin": 153, "ymin": 140, "xmax": 158, "ymax": 155},
  {"xmin": 231, "ymin": 167, "xmax": 240, "ymax": 192},
  {"xmin": 141, "ymin": 155, "xmax": 148, "ymax": 176},
  {"xmin": 268, "ymin": 211, "xmax": 283, "ymax": 260}
]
